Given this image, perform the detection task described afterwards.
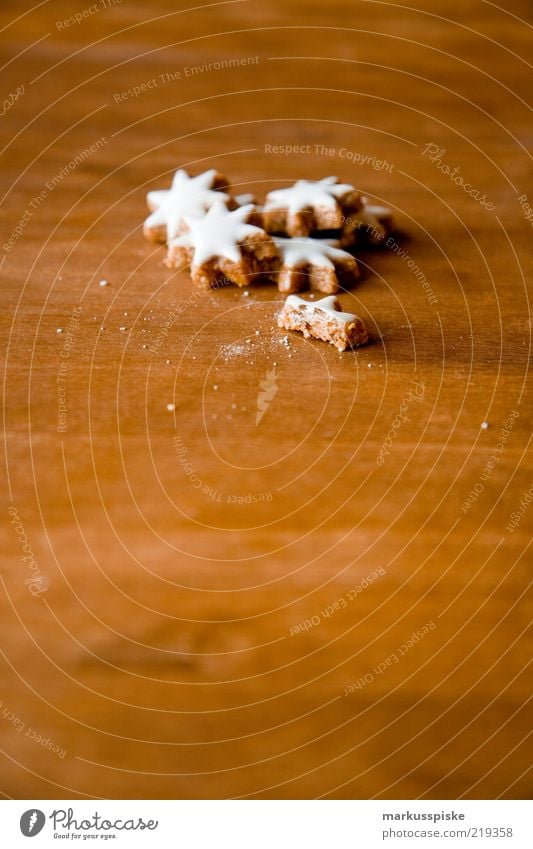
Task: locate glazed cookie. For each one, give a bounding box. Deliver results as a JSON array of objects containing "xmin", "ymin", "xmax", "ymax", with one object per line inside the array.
[
  {"xmin": 278, "ymin": 294, "xmax": 369, "ymax": 351},
  {"xmin": 166, "ymin": 202, "xmax": 278, "ymax": 289},
  {"xmin": 234, "ymin": 192, "xmax": 257, "ymax": 207},
  {"xmin": 143, "ymin": 169, "xmax": 232, "ymax": 243},
  {"xmin": 262, "ymin": 177, "xmax": 363, "ymax": 239},
  {"xmin": 356, "ymin": 198, "xmax": 395, "ymax": 245},
  {"xmin": 233, "ymin": 192, "xmax": 264, "ymax": 227},
  {"xmin": 273, "ymin": 237, "xmax": 359, "ymax": 294}
]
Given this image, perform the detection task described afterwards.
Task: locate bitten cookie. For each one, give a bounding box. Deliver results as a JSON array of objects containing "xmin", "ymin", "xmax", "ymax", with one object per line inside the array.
[
  {"xmin": 278, "ymin": 294, "xmax": 369, "ymax": 351},
  {"xmin": 143, "ymin": 168, "xmax": 232, "ymax": 243},
  {"xmin": 273, "ymin": 237, "xmax": 359, "ymax": 294},
  {"xmin": 165, "ymin": 202, "xmax": 278, "ymax": 289},
  {"xmin": 262, "ymin": 177, "xmax": 362, "ymax": 239}
]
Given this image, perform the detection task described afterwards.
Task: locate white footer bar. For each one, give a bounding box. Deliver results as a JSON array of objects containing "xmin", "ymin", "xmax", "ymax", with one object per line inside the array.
[{"xmin": 1, "ymin": 799, "xmax": 531, "ymax": 847}]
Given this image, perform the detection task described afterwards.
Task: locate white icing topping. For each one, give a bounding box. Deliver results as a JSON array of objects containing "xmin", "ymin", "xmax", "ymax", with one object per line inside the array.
[
  {"xmin": 284, "ymin": 294, "xmax": 358, "ymax": 327},
  {"xmin": 274, "ymin": 237, "xmax": 353, "ymax": 270},
  {"xmin": 234, "ymin": 192, "xmax": 257, "ymax": 206},
  {"xmin": 146, "ymin": 189, "xmax": 170, "ymax": 209},
  {"xmin": 144, "ymin": 169, "xmax": 230, "ymax": 239},
  {"xmin": 169, "ymin": 202, "xmax": 263, "ymax": 267},
  {"xmin": 357, "ymin": 199, "xmax": 393, "ymax": 242},
  {"xmin": 265, "ymin": 177, "xmax": 355, "ymax": 214},
  {"xmin": 364, "ymin": 203, "xmax": 392, "ymax": 219}
]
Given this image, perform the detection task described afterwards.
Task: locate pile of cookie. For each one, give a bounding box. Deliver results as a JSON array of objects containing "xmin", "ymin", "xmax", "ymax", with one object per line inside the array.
[{"xmin": 143, "ymin": 169, "xmax": 394, "ymax": 351}]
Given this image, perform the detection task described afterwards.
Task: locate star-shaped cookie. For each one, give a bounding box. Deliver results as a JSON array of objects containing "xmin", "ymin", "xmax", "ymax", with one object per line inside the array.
[
  {"xmin": 263, "ymin": 176, "xmax": 362, "ymax": 237},
  {"xmin": 143, "ymin": 168, "xmax": 232, "ymax": 243},
  {"xmin": 166, "ymin": 202, "xmax": 278, "ymax": 289},
  {"xmin": 357, "ymin": 198, "xmax": 394, "ymax": 245},
  {"xmin": 273, "ymin": 237, "xmax": 359, "ymax": 294}
]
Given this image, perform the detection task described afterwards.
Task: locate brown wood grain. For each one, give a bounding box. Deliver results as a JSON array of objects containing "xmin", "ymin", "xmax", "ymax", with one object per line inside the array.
[{"xmin": 0, "ymin": 0, "xmax": 531, "ymax": 799}]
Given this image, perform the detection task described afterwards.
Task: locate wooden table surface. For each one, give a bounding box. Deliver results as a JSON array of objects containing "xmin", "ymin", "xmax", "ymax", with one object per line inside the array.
[{"xmin": 1, "ymin": 0, "xmax": 531, "ymax": 800}]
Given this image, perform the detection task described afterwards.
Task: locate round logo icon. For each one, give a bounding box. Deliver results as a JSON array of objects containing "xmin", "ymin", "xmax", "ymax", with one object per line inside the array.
[{"xmin": 20, "ymin": 809, "xmax": 46, "ymax": 837}]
